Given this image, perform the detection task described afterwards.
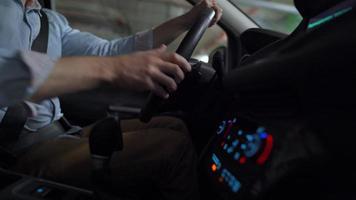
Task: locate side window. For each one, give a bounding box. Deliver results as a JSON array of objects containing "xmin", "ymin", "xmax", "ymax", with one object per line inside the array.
[
  {"xmin": 229, "ymin": 0, "xmax": 302, "ymax": 34},
  {"xmin": 55, "ymin": 0, "xmax": 227, "ymax": 62}
]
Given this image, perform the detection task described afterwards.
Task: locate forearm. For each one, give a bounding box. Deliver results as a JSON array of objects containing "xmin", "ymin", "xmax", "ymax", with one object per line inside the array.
[
  {"xmin": 152, "ymin": 0, "xmax": 222, "ymax": 47},
  {"xmin": 30, "ymin": 56, "xmax": 114, "ymax": 101},
  {"xmin": 153, "ymin": 14, "xmax": 191, "ymax": 47},
  {"xmin": 30, "ymin": 44, "xmax": 192, "ymax": 102}
]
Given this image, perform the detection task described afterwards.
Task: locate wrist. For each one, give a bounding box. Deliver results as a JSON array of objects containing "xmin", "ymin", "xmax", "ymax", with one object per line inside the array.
[{"xmin": 95, "ymin": 57, "xmax": 117, "ymax": 85}]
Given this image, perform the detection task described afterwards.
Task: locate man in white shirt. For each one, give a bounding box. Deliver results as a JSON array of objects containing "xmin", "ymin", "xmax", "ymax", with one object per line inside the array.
[{"xmin": 0, "ymin": 0, "xmax": 222, "ymax": 199}]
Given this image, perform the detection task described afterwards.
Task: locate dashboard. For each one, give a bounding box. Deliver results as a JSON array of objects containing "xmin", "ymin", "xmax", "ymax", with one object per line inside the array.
[{"xmin": 201, "ymin": 115, "xmax": 274, "ymax": 199}]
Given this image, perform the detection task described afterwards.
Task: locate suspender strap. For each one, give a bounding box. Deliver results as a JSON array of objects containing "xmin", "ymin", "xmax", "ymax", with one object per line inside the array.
[
  {"xmin": 32, "ymin": 10, "xmax": 49, "ymax": 54},
  {"xmin": 0, "ymin": 10, "xmax": 49, "ymax": 141}
]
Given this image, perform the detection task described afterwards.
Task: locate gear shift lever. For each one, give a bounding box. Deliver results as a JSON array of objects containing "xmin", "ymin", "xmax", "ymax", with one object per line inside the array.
[
  {"xmin": 89, "ymin": 117, "xmax": 122, "ymax": 169},
  {"xmin": 89, "ymin": 117, "xmax": 123, "ymax": 199}
]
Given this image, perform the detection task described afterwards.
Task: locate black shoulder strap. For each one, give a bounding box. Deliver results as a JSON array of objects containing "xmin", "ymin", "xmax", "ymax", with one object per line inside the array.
[
  {"xmin": 32, "ymin": 10, "xmax": 49, "ymax": 53},
  {"xmin": 0, "ymin": 10, "xmax": 49, "ymax": 142}
]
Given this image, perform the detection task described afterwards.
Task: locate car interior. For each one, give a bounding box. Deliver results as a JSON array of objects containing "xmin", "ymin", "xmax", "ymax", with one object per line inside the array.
[{"xmin": 1, "ymin": 0, "xmax": 356, "ymax": 199}]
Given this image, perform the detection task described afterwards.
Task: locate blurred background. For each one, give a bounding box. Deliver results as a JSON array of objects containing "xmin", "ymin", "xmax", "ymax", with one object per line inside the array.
[
  {"xmin": 230, "ymin": 0, "xmax": 302, "ymax": 33},
  {"xmin": 53, "ymin": 0, "xmax": 301, "ymax": 62}
]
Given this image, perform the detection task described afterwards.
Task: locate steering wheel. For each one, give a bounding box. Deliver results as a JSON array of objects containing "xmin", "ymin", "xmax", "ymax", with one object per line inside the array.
[{"xmin": 140, "ymin": 8, "xmax": 216, "ymax": 123}]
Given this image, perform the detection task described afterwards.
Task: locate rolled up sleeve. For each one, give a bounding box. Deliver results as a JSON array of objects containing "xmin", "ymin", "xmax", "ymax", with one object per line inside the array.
[
  {"xmin": 0, "ymin": 49, "xmax": 55, "ymax": 107},
  {"xmin": 133, "ymin": 30, "xmax": 154, "ymax": 52},
  {"xmin": 50, "ymin": 10, "xmax": 154, "ymax": 57}
]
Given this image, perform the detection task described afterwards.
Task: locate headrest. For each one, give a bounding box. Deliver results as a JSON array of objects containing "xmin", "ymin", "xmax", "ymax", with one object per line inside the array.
[
  {"xmin": 38, "ymin": 0, "xmax": 45, "ymax": 6},
  {"xmin": 294, "ymin": 0, "xmax": 343, "ymax": 18},
  {"xmin": 38, "ymin": 0, "xmax": 51, "ymax": 9}
]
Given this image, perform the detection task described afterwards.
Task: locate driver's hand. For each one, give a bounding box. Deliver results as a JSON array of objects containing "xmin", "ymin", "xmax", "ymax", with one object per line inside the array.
[
  {"xmin": 186, "ymin": 0, "xmax": 223, "ymax": 27},
  {"xmin": 111, "ymin": 45, "xmax": 191, "ymax": 99}
]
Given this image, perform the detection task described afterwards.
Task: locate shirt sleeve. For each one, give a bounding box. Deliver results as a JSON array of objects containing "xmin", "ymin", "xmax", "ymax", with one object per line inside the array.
[
  {"xmin": 0, "ymin": 48, "xmax": 55, "ymax": 107},
  {"xmin": 49, "ymin": 11, "xmax": 154, "ymax": 57}
]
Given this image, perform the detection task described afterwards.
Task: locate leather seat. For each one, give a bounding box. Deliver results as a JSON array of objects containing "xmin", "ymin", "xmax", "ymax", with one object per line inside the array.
[
  {"xmin": 294, "ymin": 0, "xmax": 342, "ymax": 18},
  {"xmin": 240, "ymin": 0, "xmax": 347, "ymax": 66}
]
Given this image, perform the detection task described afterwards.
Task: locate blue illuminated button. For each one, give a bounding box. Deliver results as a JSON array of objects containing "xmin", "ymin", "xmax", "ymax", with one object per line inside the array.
[
  {"xmin": 212, "ymin": 153, "xmax": 222, "ymax": 170},
  {"xmin": 246, "ymin": 135, "xmax": 254, "ymax": 142},
  {"xmin": 257, "ymin": 127, "xmax": 266, "ymax": 133},
  {"xmin": 241, "ymin": 144, "xmax": 247, "ymax": 150},
  {"xmin": 231, "ymin": 180, "xmax": 241, "ymax": 193},
  {"xmin": 227, "ymin": 147, "xmax": 234, "ymax": 154},
  {"xmin": 32, "ymin": 186, "xmax": 51, "ymax": 198},
  {"xmin": 36, "ymin": 188, "xmax": 45, "ymax": 193},
  {"xmin": 221, "ymin": 169, "xmax": 242, "ymax": 193},
  {"xmin": 259, "ymin": 132, "xmax": 268, "ymax": 139},
  {"xmin": 232, "ymin": 140, "xmax": 239, "ymax": 147},
  {"xmin": 223, "ymin": 144, "xmax": 228, "ymax": 150},
  {"xmin": 233, "ymin": 152, "xmax": 240, "ymax": 161},
  {"xmin": 244, "ymin": 134, "xmax": 262, "ymax": 158}
]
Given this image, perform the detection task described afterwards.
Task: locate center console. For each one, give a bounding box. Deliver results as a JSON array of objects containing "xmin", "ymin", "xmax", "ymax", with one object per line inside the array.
[
  {"xmin": 0, "ymin": 168, "xmax": 93, "ymax": 200},
  {"xmin": 201, "ymin": 114, "xmax": 275, "ymax": 199}
]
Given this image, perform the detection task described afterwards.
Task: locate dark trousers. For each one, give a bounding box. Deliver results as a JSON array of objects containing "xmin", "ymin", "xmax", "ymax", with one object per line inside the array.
[{"xmin": 12, "ymin": 117, "xmax": 199, "ymax": 200}]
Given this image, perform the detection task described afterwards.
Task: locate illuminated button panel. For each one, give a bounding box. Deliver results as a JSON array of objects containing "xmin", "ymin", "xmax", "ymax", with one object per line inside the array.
[
  {"xmin": 209, "ymin": 117, "xmax": 274, "ymax": 194},
  {"xmin": 211, "ymin": 153, "xmax": 241, "ymax": 193}
]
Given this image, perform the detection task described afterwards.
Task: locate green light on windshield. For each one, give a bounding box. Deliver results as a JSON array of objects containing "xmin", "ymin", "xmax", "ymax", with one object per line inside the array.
[{"xmin": 308, "ymin": 7, "xmax": 353, "ymax": 29}]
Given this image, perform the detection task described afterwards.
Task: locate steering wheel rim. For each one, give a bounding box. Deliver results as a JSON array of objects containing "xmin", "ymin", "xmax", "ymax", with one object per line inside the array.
[{"xmin": 140, "ymin": 8, "xmax": 216, "ymax": 123}]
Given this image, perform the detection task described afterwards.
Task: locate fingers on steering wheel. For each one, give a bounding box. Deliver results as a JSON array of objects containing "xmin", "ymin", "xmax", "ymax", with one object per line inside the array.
[
  {"xmin": 214, "ymin": 7, "xmax": 223, "ymax": 21},
  {"xmin": 164, "ymin": 53, "xmax": 192, "ymax": 73},
  {"xmin": 203, "ymin": 0, "xmax": 210, "ymax": 6},
  {"xmin": 202, "ymin": 0, "xmax": 221, "ymax": 26},
  {"xmin": 151, "ymin": 68, "xmax": 178, "ymax": 93},
  {"xmin": 159, "ymin": 61, "xmax": 185, "ymax": 84},
  {"xmin": 148, "ymin": 80, "xmax": 170, "ymax": 99}
]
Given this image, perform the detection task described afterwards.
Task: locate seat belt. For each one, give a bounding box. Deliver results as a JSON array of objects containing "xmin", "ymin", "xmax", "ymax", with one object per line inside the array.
[
  {"xmin": 32, "ymin": 10, "xmax": 49, "ymax": 53},
  {"xmin": 0, "ymin": 10, "xmax": 49, "ymax": 143}
]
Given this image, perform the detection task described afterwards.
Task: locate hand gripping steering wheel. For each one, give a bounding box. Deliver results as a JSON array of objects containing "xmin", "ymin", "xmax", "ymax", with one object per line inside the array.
[{"xmin": 140, "ymin": 8, "xmax": 216, "ymax": 122}]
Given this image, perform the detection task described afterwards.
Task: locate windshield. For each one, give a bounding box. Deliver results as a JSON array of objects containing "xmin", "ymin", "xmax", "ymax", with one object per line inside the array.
[
  {"xmin": 229, "ymin": 0, "xmax": 302, "ymax": 34},
  {"xmin": 55, "ymin": 0, "xmax": 227, "ymax": 62}
]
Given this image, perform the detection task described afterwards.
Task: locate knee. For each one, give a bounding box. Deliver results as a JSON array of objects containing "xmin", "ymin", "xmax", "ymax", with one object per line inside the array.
[
  {"xmin": 151, "ymin": 116, "xmax": 189, "ymax": 135},
  {"xmin": 153, "ymin": 129, "xmax": 198, "ymax": 187},
  {"xmin": 157, "ymin": 129, "xmax": 197, "ymax": 165}
]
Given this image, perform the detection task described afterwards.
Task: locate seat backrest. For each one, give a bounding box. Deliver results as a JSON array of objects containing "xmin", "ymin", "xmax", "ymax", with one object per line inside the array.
[
  {"xmin": 224, "ymin": 0, "xmax": 356, "ymax": 122},
  {"xmin": 294, "ymin": 0, "xmax": 343, "ymax": 19},
  {"xmin": 240, "ymin": 0, "xmax": 353, "ymax": 66},
  {"xmin": 38, "ymin": 0, "xmax": 51, "ymax": 9}
]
